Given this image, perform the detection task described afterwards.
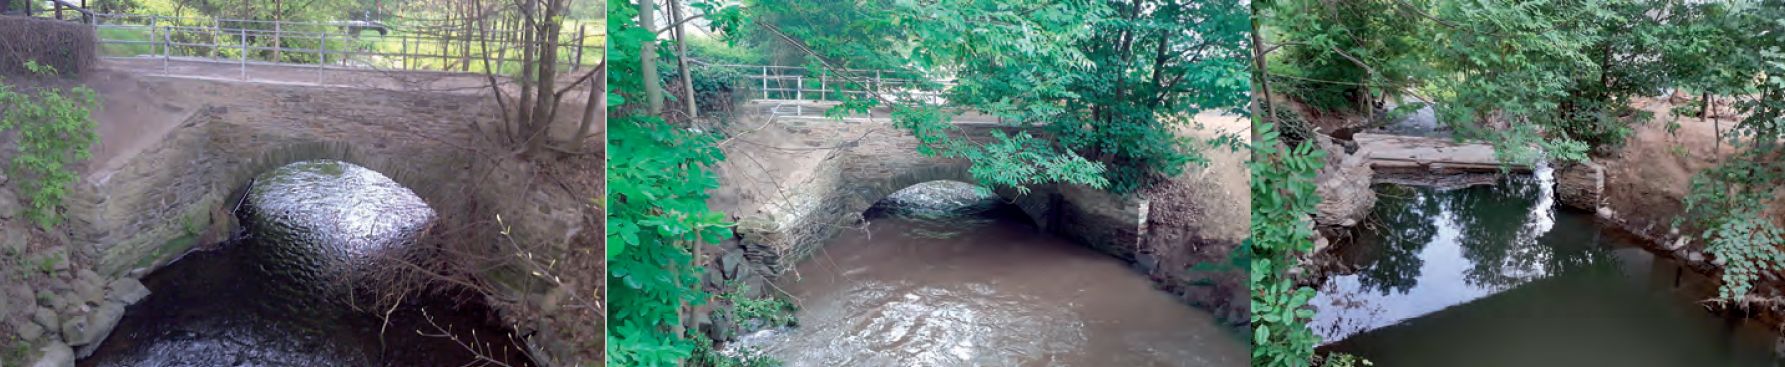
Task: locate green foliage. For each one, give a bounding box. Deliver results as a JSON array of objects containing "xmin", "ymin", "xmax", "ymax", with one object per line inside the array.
[
  {"xmin": 690, "ymin": 335, "xmax": 781, "ymax": 367},
  {"xmin": 742, "ymin": 0, "xmax": 1251, "ymax": 194},
  {"xmin": 720, "ymin": 282, "xmax": 795, "ymax": 328},
  {"xmin": 1323, "ymin": 353, "xmax": 1373, "ymax": 367},
  {"xmin": 36, "ymin": 253, "xmax": 62, "ymax": 274},
  {"xmin": 1261, "ymin": 0, "xmax": 1750, "ymax": 159},
  {"xmin": 3, "ymin": 336, "xmax": 28, "ymax": 367},
  {"xmin": 1674, "ymin": 0, "xmax": 1785, "ymax": 304},
  {"xmin": 0, "ymin": 61, "xmax": 100, "ymax": 229},
  {"xmin": 1249, "ymin": 121, "xmax": 1326, "ymax": 367},
  {"xmin": 607, "ymin": 1, "xmax": 736, "ymax": 366}
]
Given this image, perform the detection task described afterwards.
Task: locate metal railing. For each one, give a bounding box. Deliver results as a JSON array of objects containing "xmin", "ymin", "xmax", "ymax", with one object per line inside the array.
[
  {"xmin": 698, "ymin": 63, "xmax": 953, "ymax": 105},
  {"xmin": 78, "ymin": 13, "xmax": 597, "ymax": 80}
]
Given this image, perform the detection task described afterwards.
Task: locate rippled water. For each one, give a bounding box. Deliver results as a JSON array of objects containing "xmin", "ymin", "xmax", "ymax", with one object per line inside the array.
[
  {"xmin": 1312, "ymin": 173, "xmax": 1780, "ymax": 366},
  {"xmin": 82, "ymin": 160, "xmax": 529, "ymax": 366},
  {"xmin": 728, "ymin": 206, "xmax": 1246, "ymax": 366}
]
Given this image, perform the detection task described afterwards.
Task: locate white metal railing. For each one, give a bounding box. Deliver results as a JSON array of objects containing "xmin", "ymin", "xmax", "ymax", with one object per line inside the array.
[
  {"xmin": 77, "ymin": 13, "xmax": 597, "ymax": 80},
  {"xmin": 698, "ymin": 63, "xmax": 953, "ymax": 105}
]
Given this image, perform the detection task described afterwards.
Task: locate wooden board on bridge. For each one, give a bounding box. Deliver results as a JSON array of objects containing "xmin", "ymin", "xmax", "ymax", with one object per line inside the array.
[{"xmin": 1354, "ymin": 133, "xmax": 1529, "ymax": 173}]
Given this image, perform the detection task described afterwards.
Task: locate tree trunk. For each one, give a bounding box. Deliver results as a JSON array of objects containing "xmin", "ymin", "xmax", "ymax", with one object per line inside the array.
[
  {"xmin": 515, "ymin": 0, "xmax": 537, "ymax": 145},
  {"xmin": 1700, "ymin": 92, "xmax": 1712, "ymax": 119},
  {"xmin": 525, "ymin": 0, "xmax": 565, "ymax": 156},
  {"xmin": 573, "ymin": 61, "xmax": 604, "ymax": 148},
  {"xmin": 640, "ymin": 0, "xmax": 664, "ymax": 115},
  {"xmin": 671, "ymin": 0, "xmax": 697, "ymax": 119},
  {"xmin": 273, "ymin": 0, "xmax": 283, "ymax": 62}
]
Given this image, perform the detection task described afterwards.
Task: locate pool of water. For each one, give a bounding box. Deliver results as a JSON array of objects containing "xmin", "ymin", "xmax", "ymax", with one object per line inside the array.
[
  {"xmin": 726, "ymin": 206, "xmax": 1246, "ymax": 366},
  {"xmin": 1312, "ymin": 174, "xmax": 1780, "ymax": 366},
  {"xmin": 78, "ymin": 241, "xmax": 532, "ymax": 367}
]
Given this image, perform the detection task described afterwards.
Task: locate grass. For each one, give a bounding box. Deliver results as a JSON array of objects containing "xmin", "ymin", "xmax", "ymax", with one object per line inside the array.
[
  {"xmin": 86, "ymin": 3, "xmax": 603, "ymax": 74},
  {"xmin": 34, "ymin": 253, "xmax": 60, "ymax": 274},
  {"xmin": 97, "ymin": 27, "xmax": 158, "ymax": 57},
  {"xmin": 4, "ymin": 336, "xmax": 31, "ymax": 367}
]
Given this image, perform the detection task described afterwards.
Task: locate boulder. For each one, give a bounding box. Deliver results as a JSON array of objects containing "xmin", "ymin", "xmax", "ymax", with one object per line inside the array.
[
  {"xmin": 105, "ymin": 278, "xmax": 151, "ymax": 305},
  {"xmin": 57, "ymin": 317, "xmax": 87, "ymax": 346},
  {"xmin": 30, "ymin": 307, "xmax": 55, "ymax": 332},
  {"xmin": 61, "ymin": 300, "xmax": 123, "ymax": 348},
  {"xmin": 0, "ymin": 188, "xmax": 18, "ymax": 220},
  {"xmin": 719, "ymin": 249, "xmax": 746, "ymax": 280},
  {"xmin": 17, "ymin": 319, "xmax": 43, "ymax": 341},
  {"xmin": 2, "ymin": 229, "xmax": 23, "ymax": 256},
  {"xmin": 28, "ymin": 341, "xmax": 71, "ymax": 367},
  {"xmin": 72, "ymin": 272, "xmax": 104, "ymax": 306},
  {"xmin": 1556, "ymin": 161, "xmax": 1604, "ymax": 211},
  {"xmin": 1313, "ymin": 135, "xmax": 1378, "ymax": 227}
]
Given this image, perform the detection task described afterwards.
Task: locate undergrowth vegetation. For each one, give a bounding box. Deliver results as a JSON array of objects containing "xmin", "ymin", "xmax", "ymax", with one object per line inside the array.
[{"xmin": 0, "ymin": 61, "xmax": 99, "ymax": 229}]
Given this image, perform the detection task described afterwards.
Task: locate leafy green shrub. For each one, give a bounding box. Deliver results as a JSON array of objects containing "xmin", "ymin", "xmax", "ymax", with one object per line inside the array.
[
  {"xmin": 690, "ymin": 335, "xmax": 781, "ymax": 367},
  {"xmin": 1250, "ymin": 121, "xmax": 1326, "ymax": 367},
  {"xmin": 721, "ymin": 282, "xmax": 794, "ymax": 328},
  {"xmin": 0, "ymin": 61, "xmax": 100, "ymax": 229},
  {"xmin": 608, "ymin": 1, "xmax": 737, "ymax": 366}
]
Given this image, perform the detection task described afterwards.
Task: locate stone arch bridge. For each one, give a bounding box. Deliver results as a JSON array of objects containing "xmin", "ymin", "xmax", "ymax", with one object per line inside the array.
[
  {"xmin": 709, "ymin": 101, "xmax": 1150, "ymax": 273},
  {"xmin": 64, "ymin": 73, "xmax": 585, "ymax": 281}
]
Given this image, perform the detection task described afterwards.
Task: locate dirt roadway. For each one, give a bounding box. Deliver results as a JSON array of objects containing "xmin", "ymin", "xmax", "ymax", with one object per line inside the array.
[{"xmin": 78, "ymin": 58, "xmax": 597, "ymax": 181}]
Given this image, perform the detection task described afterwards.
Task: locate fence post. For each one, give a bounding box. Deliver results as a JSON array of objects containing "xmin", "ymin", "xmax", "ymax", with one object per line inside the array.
[
  {"xmin": 820, "ymin": 71, "xmax": 827, "ymax": 101},
  {"xmin": 149, "ymin": 16, "xmax": 158, "ymax": 57},
  {"xmin": 573, "ymin": 25, "xmax": 586, "ymax": 70},
  {"xmin": 318, "ymin": 31, "xmax": 328, "ymax": 83},
  {"xmin": 161, "ymin": 16, "xmax": 170, "ymax": 75},
  {"xmin": 239, "ymin": 26, "xmax": 247, "ymax": 80},
  {"xmin": 399, "ymin": 36, "xmax": 407, "ymax": 70},
  {"xmin": 796, "ymin": 75, "xmax": 803, "ymax": 101},
  {"xmin": 272, "ymin": 20, "xmax": 281, "ymax": 63},
  {"xmin": 761, "ymin": 66, "xmax": 769, "ymax": 100}
]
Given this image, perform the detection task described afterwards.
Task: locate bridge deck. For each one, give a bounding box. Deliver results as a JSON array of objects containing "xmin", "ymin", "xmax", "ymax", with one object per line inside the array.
[{"xmin": 1354, "ymin": 133, "xmax": 1529, "ymax": 173}]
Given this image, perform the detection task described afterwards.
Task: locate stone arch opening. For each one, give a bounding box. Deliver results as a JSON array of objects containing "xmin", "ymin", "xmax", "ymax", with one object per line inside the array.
[
  {"xmin": 76, "ymin": 137, "xmax": 538, "ymax": 367},
  {"xmin": 847, "ymin": 164, "xmax": 1054, "ymax": 231}
]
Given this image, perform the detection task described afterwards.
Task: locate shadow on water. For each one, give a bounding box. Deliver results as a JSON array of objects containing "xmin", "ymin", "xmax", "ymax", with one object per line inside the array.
[
  {"xmin": 726, "ymin": 181, "xmax": 1246, "ymax": 366},
  {"xmin": 81, "ymin": 160, "xmax": 531, "ymax": 367},
  {"xmin": 79, "ymin": 239, "xmax": 532, "ymax": 367},
  {"xmin": 1313, "ymin": 174, "xmax": 1780, "ymax": 366}
]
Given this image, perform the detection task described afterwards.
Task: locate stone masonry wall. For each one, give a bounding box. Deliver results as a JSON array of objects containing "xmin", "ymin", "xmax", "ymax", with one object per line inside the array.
[{"xmin": 66, "ymin": 76, "xmax": 490, "ymax": 277}]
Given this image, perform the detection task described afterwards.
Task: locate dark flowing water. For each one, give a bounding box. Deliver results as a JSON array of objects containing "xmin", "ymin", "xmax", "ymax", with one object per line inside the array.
[
  {"xmin": 77, "ymin": 241, "xmax": 531, "ymax": 367},
  {"xmin": 728, "ymin": 204, "xmax": 1245, "ymax": 366},
  {"xmin": 1312, "ymin": 171, "xmax": 1780, "ymax": 366},
  {"xmin": 81, "ymin": 160, "xmax": 530, "ymax": 366}
]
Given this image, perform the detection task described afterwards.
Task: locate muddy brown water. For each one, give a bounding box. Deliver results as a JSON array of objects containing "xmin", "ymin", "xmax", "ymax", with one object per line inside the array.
[
  {"xmin": 727, "ymin": 206, "xmax": 1246, "ymax": 366},
  {"xmin": 1312, "ymin": 171, "xmax": 1781, "ymax": 366}
]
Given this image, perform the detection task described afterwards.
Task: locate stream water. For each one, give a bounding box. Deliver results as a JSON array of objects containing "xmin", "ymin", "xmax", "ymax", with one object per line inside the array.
[
  {"xmin": 726, "ymin": 182, "xmax": 1246, "ymax": 366},
  {"xmin": 80, "ymin": 160, "xmax": 531, "ymax": 367},
  {"xmin": 1312, "ymin": 169, "xmax": 1781, "ymax": 366}
]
